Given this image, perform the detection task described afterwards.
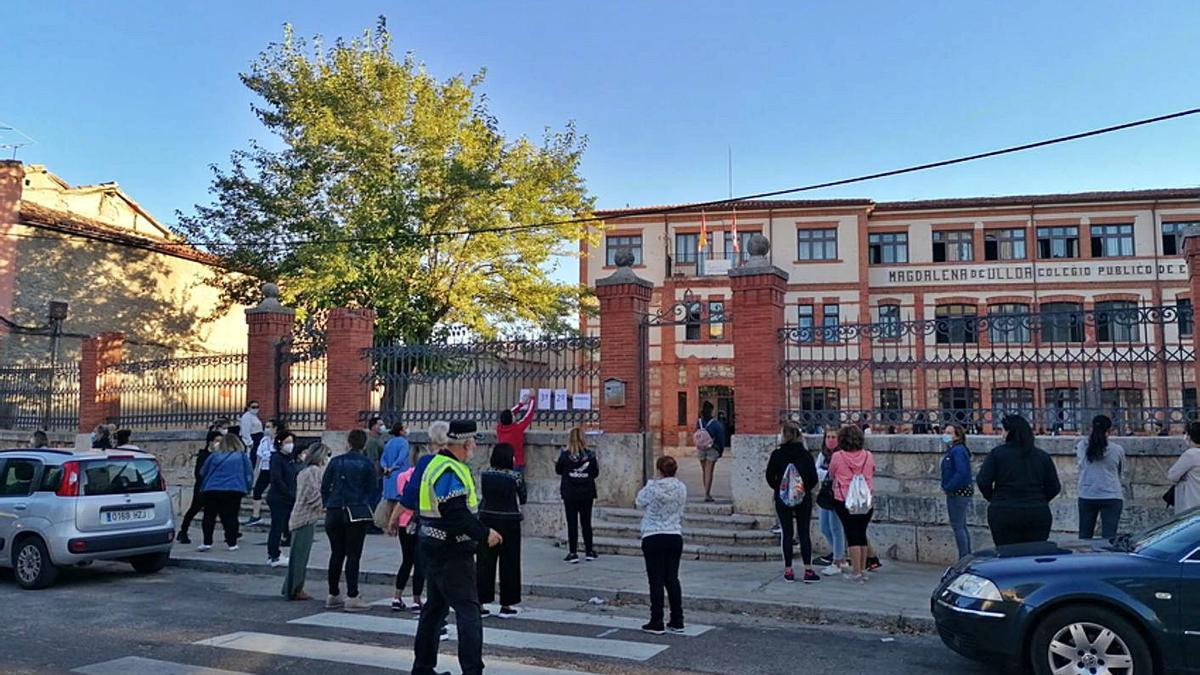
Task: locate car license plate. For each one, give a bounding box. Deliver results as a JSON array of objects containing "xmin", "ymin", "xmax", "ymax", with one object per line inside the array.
[{"xmin": 102, "ymin": 508, "xmax": 153, "ymax": 524}]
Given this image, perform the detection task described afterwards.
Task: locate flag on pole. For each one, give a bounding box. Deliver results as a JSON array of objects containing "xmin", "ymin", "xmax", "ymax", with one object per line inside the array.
[
  {"xmin": 698, "ymin": 211, "xmax": 708, "ymax": 252},
  {"xmin": 731, "ymin": 208, "xmax": 740, "ymax": 253}
]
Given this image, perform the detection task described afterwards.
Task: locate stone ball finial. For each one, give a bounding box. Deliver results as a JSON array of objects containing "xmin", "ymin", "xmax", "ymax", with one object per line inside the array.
[
  {"xmin": 613, "ymin": 250, "xmax": 636, "ymax": 268},
  {"xmin": 747, "ymin": 233, "xmax": 770, "ymax": 257},
  {"xmin": 262, "ymin": 282, "xmax": 281, "ymax": 300}
]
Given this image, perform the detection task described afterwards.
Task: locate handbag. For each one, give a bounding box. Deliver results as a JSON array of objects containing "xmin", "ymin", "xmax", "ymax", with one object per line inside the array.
[
  {"xmin": 373, "ymin": 499, "xmax": 393, "ymax": 529},
  {"xmin": 816, "ymin": 476, "xmax": 836, "ymax": 510},
  {"xmin": 346, "ymin": 503, "xmax": 374, "ymax": 522},
  {"xmin": 1163, "ymin": 484, "xmax": 1176, "ymax": 507}
]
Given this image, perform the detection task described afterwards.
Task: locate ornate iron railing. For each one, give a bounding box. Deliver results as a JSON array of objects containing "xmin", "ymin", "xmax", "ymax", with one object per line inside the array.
[
  {"xmin": 105, "ymin": 353, "xmax": 247, "ymax": 429},
  {"xmin": 779, "ymin": 304, "xmax": 1196, "ymax": 434},
  {"xmin": 275, "ymin": 336, "xmax": 326, "ymax": 431},
  {"xmin": 365, "ymin": 335, "xmax": 601, "ymax": 430},
  {"xmin": 0, "ymin": 362, "xmax": 80, "ymax": 431}
]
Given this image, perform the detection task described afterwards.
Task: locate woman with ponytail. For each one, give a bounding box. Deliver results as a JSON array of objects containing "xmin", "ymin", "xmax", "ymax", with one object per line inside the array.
[
  {"xmin": 1075, "ymin": 415, "xmax": 1125, "ymax": 540},
  {"xmin": 977, "ymin": 415, "xmax": 1061, "ymax": 546}
]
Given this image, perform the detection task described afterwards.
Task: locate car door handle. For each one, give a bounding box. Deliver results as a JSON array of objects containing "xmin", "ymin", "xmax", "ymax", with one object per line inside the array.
[{"xmin": 13, "ymin": 504, "xmax": 28, "ymax": 511}]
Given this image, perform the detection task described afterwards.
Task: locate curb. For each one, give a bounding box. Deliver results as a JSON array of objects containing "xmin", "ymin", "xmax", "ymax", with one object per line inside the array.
[{"xmin": 167, "ymin": 556, "xmax": 934, "ymax": 633}]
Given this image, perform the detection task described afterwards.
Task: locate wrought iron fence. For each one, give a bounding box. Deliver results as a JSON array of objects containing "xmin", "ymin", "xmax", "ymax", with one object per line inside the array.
[
  {"xmin": 275, "ymin": 337, "xmax": 326, "ymax": 431},
  {"xmin": 365, "ymin": 335, "xmax": 600, "ymax": 430},
  {"xmin": 105, "ymin": 353, "xmax": 247, "ymax": 429},
  {"xmin": 0, "ymin": 362, "xmax": 80, "ymax": 431},
  {"xmin": 780, "ymin": 304, "xmax": 1196, "ymax": 434}
]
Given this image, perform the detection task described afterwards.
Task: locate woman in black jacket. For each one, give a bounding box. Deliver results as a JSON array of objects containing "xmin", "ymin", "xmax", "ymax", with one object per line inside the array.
[
  {"xmin": 976, "ymin": 415, "xmax": 1062, "ymax": 546},
  {"xmin": 556, "ymin": 427, "xmax": 600, "ymax": 563},
  {"xmin": 765, "ymin": 421, "xmax": 820, "ymax": 583},
  {"xmin": 477, "ymin": 443, "xmax": 528, "ymax": 617},
  {"xmin": 266, "ymin": 431, "xmax": 301, "ymax": 566}
]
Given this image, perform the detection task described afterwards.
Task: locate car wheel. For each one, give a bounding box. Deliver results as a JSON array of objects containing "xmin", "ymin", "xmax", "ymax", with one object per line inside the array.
[
  {"xmin": 1030, "ymin": 606, "xmax": 1150, "ymax": 675},
  {"xmin": 13, "ymin": 537, "xmax": 59, "ymax": 590},
  {"xmin": 129, "ymin": 551, "xmax": 170, "ymax": 574}
]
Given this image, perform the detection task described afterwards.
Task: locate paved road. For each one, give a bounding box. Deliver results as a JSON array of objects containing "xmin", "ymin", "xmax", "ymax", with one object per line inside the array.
[{"xmin": 0, "ymin": 563, "xmax": 1000, "ymax": 674}]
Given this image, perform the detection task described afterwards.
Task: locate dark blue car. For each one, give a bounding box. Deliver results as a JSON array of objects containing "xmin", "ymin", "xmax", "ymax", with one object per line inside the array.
[{"xmin": 932, "ymin": 509, "xmax": 1200, "ymax": 674}]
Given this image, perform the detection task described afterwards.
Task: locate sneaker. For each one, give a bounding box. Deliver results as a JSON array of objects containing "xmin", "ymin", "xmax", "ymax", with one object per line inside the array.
[
  {"xmin": 820, "ymin": 564, "xmax": 843, "ymax": 576},
  {"xmin": 480, "ymin": 606, "xmax": 493, "ymax": 618},
  {"xmin": 409, "ymin": 601, "xmax": 423, "ymax": 613},
  {"xmin": 227, "ymin": 544, "xmax": 239, "ymax": 552},
  {"xmin": 585, "ymin": 551, "xmax": 598, "ymax": 561},
  {"xmin": 269, "ymin": 557, "xmax": 288, "ymax": 568},
  {"xmin": 783, "ymin": 568, "xmax": 795, "ymax": 583},
  {"xmin": 770, "ymin": 526, "xmax": 782, "ymax": 535},
  {"xmin": 703, "ymin": 496, "xmax": 715, "ymax": 503},
  {"xmin": 244, "ymin": 517, "xmax": 262, "ymax": 526},
  {"xmin": 641, "ymin": 622, "xmax": 665, "ymax": 635},
  {"xmin": 344, "ymin": 596, "xmax": 368, "ymax": 612},
  {"xmin": 803, "ymin": 569, "xmax": 821, "ymax": 584},
  {"xmin": 177, "ymin": 532, "xmax": 191, "ymax": 545},
  {"xmin": 563, "ymin": 553, "xmax": 580, "ymax": 564},
  {"xmin": 498, "ymin": 606, "xmax": 520, "ymax": 619},
  {"xmin": 666, "ymin": 623, "xmax": 686, "ymax": 634},
  {"xmin": 814, "ymin": 554, "xmax": 833, "ymax": 566},
  {"xmin": 866, "ymin": 556, "xmax": 883, "ymax": 571},
  {"xmin": 391, "ymin": 599, "xmax": 407, "ymax": 612},
  {"xmin": 326, "ymin": 594, "xmax": 344, "ymax": 609},
  {"xmin": 439, "ymin": 626, "xmax": 450, "ymax": 641},
  {"xmin": 195, "ymin": 544, "xmax": 211, "ymax": 552}
]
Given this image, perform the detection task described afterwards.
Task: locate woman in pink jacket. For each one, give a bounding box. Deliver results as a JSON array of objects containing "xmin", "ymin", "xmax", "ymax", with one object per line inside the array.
[{"xmin": 828, "ymin": 425, "xmax": 876, "ymax": 582}]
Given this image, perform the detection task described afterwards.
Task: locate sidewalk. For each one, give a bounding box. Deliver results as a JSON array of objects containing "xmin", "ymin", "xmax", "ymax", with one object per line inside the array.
[{"xmin": 170, "ymin": 527, "xmax": 943, "ymax": 632}]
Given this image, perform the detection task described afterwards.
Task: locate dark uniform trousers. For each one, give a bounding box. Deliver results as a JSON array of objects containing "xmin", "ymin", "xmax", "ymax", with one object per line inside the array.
[{"xmin": 411, "ymin": 540, "xmax": 483, "ymax": 675}]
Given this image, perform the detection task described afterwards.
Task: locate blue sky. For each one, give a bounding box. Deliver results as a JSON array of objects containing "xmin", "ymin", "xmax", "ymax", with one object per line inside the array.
[{"xmin": 4, "ymin": 2, "xmax": 1200, "ymax": 241}]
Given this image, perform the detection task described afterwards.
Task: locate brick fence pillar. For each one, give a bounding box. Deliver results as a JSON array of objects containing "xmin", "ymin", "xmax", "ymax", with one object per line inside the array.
[
  {"xmin": 79, "ymin": 332, "xmax": 124, "ymax": 433},
  {"xmin": 324, "ymin": 307, "xmax": 376, "ymax": 432},
  {"xmin": 595, "ymin": 255, "xmax": 654, "ymax": 433},
  {"xmin": 729, "ymin": 235, "xmax": 789, "ymax": 435},
  {"xmin": 245, "ymin": 283, "xmax": 295, "ymax": 422},
  {"xmin": 1184, "ymin": 227, "xmax": 1200, "ymax": 395},
  {"xmin": 0, "ymin": 161, "xmax": 22, "ymax": 355}
]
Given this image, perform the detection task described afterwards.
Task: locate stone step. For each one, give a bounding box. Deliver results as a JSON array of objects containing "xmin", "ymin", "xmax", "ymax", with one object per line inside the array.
[
  {"xmin": 680, "ymin": 501, "xmax": 735, "ymax": 516},
  {"xmin": 595, "ymin": 507, "xmax": 764, "ymax": 530},
  {"xmin": 566, "ymin": 536, "xmax": 786, "ymax": 562},
  {"xmin": 589, "ymin": 520, "xmax": 777, "ymax": 547}
]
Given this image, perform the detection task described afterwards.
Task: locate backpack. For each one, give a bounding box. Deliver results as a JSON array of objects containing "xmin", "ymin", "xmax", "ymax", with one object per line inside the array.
[
  {"xmin": 693, "ymin": 418, "xmax": 714, "ymax": 451},
  {"xmin": 845, "ymin": 473, "xmax": 873, "ymax": 515},
  {"xmin": 778, "ymin": 463, "xmax": 805, "ymax": 507}
]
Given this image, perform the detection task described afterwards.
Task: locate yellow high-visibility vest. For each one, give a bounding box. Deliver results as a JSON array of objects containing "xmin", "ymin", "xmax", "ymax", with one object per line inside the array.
[{"xmin": 418, "ymin": 453, "xmax": 478, "ymax": 520}]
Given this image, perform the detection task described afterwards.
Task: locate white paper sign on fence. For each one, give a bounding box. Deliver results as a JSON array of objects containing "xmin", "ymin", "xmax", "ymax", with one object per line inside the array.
[
  {"xmin": 554, "ymin": 389, "xmax": 569, "ymax": 410},
  {"xmin": 572, "ymin": 393, "xmax": 592, "ymax": 410},
  {"xmin": 537, "ymin": 389, "xmax": 553, "ymax": 409},
  {"xmin": 519, "ymin": 389, "xmax": 532, "ymax": 404}
]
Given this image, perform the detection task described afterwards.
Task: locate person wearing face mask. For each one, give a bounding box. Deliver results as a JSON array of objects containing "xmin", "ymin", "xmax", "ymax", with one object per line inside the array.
[
  {"xmin": 284, "ymin": 442, "xmax": 329, "ymax": 601},
  {"xmin": 813, "ymin": 428, "xmax": 848, "ymax": 575},
  {"xmin": 364, "ymin": 416, "xmax": 388, "ymax": 533},
  {"xmin": 940, "ymin": 424, "xmax": 974, "ymax": 559},
  {"xmin": 239, "ymin": 401, "xmax": 264, "ymax": 463},
  {"xmin": 248, "ymin": 420, "xmax": 284, "ymax": 527},
  {"xmin": 267, "ymin": 431, "xmax": 301, "ymax": 567}
]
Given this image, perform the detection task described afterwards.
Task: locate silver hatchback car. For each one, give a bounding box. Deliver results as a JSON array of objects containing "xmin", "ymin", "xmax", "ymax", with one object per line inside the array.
[{"xmin": 0, "ymin": 447, "xmax": 175, "ymax": 589}]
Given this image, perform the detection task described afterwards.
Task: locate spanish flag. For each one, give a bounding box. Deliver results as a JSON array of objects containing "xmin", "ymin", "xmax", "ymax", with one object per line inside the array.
[
  {"xmin": 731, "ymin": 209, "xmax": 740, "ymax": 253},
  {"xmin": 698, "ymin": 211, "xmax": 708, "ymax": 252}
]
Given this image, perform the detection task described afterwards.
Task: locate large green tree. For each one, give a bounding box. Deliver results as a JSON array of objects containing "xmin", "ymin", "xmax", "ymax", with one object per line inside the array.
[{"xmin": 181, "ymin": 20, "xmax": 595, "ymax": 346}]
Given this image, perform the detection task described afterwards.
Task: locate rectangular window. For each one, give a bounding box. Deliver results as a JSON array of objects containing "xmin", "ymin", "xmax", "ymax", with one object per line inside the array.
[
  {"xmin": 1037, "ymin": 226, "xmax": 1079, "ymax": 259},
  {"xmin": 1095, "ymin": 300, "xmax": 1140, "ymax": 342},
  {"xmin": 878, "ymin": 303, "xmax": 901, "ymax": 339},
  {"xmin": 79, "ymin": 458, "xmax": 161, "ymax": 496},
  {"xmin": 1101, "ymin": 388, "xmax": 1144, "ymax": 432},
  {"xmin": 798, "ymin": 387, "xmax": 840, "ymax": 431},
  {"xmin": 868, "ymin": 232, "xmax": 908, "ymax": 264},
  {"xmin": 988, "ymin": 303, "xmax": 1031, "ymax": 344},
  {"xmin": 675, "ymin": 233, "xmax": 700, "ymax": 265},
  {"xmin": 796, "ymin": 228, "xmax": 838, "ymax": 261},
  {"xmin": 605, "ymin": 235, "xmax": 643, "ymax": 266},
  {"xmin": 1090, "ymin": 224, "xmax": 1135, "ymax": 258},
  {"xmin": 992, "ymin": 387, "xmax": 1034, "ymax": 420},
  {"xmin": 797, "ymin": 304, "xmax": 815, "ymax": 344},
  {"xmin": 1162, "ymin": 221, "xmax": 1196, "ymax": 256},
  {"xmin": 938, "ymin": 387, "xmax": 980, "ymax": 428},
  {"xmin": 984, "ymin": 228, "xmax": 1027, "ymax": 261},
  {"xmin": 1041, "ymin": 302, "xmax": 1084, "ymax": 343},
  {"xmin": 879, "ymin": 388, "xmax": 903, "ymax": 426},
  {"xmin": 723, "ymin": 231, "xmax": 757, "ymax": 263},
  {"xmin": 932, "ymin": 230, "xmax": 974, "ymax": 263},
  {"xmin": 0, "ymin": 458, "xmax": 40, "ymax": 497},
  {"xmin": 1179, "ymin": 298, "xmax": 1193, "ymax": 336},
  {"xmin": 685, "ymin": 300, "xmax": 701, "ymax": 341},
  {"xmin": 677, "ymin": 391, "xmax": 688, "ymax": 426},
  {"xmin": 1185, "ymin": 387, "xmax": 1197, "ymax": 420},
  {"xmin": 1045, "ymin": 387, "xmax": 1082, "ymax": 432},
  {"xmin": 709, "ymin": 300, "xmax": 725, "ymax": 340},
  {"xmin": 935, "ymin": 304, "xmax": 978, "ymax": 344},
  {"xmin": 822, "ymin": 304, "xmax": 840, "ymax": 342}
]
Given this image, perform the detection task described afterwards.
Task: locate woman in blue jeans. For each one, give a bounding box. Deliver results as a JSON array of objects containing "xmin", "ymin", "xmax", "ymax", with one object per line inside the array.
[
  {"xmin": 815, "ymin": 429, "xmax": 848, "ymax": 575},
  {"xmin": 940, "ymin": 424, "xmax": 973, "ymax": 559}
]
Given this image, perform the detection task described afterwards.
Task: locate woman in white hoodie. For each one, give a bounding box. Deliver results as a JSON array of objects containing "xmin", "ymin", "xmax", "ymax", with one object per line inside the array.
[{"xmin": 636, "ymin": 455, "xmax": 688, "ymax": 635}]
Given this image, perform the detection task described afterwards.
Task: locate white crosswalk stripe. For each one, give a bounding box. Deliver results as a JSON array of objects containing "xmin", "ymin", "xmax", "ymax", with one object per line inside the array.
[
  {"xmin": 73, "ymin": 656, "xmax": 251, "ymax": 675},
  {"xmin": 288, "ymin": 611, "xmax": 669, "ymax": 661},
  {"xmin": 366, "ymin": 600, "xmax": 715, "ymax": 637}
]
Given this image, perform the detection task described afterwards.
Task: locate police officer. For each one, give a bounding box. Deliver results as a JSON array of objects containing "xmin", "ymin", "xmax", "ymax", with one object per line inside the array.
[{"xmin": 411, "ymin": 420, "xmax": 502, "ymax": 675}]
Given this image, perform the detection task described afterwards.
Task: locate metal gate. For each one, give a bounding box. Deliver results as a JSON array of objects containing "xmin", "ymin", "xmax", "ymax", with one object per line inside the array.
[
  {"xmin": 274, "ymin": 325, "xmax": 327, "ymax": 431},
  {"xmin": 639, "ymin": 291, "xmax": 731, "ymax": 432}
]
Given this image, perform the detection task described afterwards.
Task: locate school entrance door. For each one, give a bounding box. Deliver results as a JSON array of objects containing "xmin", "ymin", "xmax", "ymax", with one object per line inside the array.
[{"xmin": 697, "ymin": 385, "xmax": 735, "ymax": 441}]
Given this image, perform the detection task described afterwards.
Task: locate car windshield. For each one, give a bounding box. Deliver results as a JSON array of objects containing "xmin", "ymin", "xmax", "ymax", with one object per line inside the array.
[
  {"xmin": 1121, "ymin": 508, "xmax": 1200, "ymax": 560},
  {"xmin": 81, "ymin": 459, "xmax": 161, "ymax": 496}
]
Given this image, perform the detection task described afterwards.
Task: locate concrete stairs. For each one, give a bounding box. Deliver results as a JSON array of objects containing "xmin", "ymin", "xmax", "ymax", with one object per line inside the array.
[{"xmin": 562, "ymin": 501, "xmax": 790, "ymax": 562}]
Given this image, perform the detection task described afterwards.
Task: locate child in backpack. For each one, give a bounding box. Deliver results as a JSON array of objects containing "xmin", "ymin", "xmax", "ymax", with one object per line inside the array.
[
  {"xmin": 828, "ymin": 424, "xmax": 876, "ymax": 582},
  {"xmin": 764, "ymin": 421, "xmax": 820, "ymax": 583}
]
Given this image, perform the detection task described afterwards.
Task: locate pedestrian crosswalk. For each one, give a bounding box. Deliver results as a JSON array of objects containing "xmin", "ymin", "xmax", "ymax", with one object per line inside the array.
[{"xmin": 72, "ymin": 600, "xmax": 718, "ymax": 674}]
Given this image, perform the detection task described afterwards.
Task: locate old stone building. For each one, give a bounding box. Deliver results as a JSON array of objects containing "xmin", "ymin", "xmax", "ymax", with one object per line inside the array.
[{"xmin": 0, "ymin": 160, "xmax": 247, "ymax": 365}]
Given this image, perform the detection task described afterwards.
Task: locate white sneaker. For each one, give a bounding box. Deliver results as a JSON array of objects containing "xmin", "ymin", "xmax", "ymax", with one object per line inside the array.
[
  {"xmin": 820, "ymin": 564, "xmax": 842, "ymax": 576},
  {"xmin": 269, "ymin": 557, "xmax": 289, "ymax": 568},
  {"xmin": 344, "ymin": 596, "xmax": 368, "ymax": 612},
  {"xmin": 227, "ymin": 544, "xmax": 239, "ymax": 552},
  {"xmin": 196, "ymin": 544, "xmax": 212, "ymax": 552}
]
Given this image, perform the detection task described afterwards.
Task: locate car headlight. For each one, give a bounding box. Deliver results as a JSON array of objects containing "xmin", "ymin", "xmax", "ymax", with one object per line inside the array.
[{"xmin": 946, "ymin": 573, "xmax": 1003, "ymax": 602}]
